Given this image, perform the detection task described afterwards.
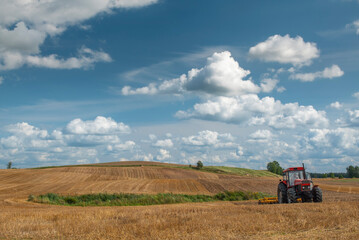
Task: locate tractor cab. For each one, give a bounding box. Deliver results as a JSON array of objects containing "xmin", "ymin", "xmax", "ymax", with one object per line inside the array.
[{"xmin": 283, "ymin": 167, "xmax": 311, "ymax": 187}]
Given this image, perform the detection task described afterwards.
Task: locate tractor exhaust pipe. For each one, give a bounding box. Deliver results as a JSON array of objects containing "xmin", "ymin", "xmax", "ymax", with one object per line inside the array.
[{"xmin": 302, "ymin": 163, "xmax": 307, "ymax": 180}]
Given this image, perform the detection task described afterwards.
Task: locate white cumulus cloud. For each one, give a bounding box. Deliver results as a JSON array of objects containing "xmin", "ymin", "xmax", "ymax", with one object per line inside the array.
[
  {"xmin": 307, "ymin": 128, "xmax": 359, "ymax": 153},
  {"xmin": 1, "ymin": 122, "xmax": 59, "ymax": 152},
  {"xmin": 249, "ymin": 129, "xmax": 272, "ymax": 142},
  {"xmin": 0, "ymin": 22, "xmax": 45, "ymax": 54},
  {"xmin": 1, "ymin": 117, "xmax": 359, "ymax": 172},
  {"xmin": 134, "ymin": 153, "xmax": 154, "ymax": 162},
  {"xmin": 177, "ymin": 95, "xmax": 329, "ymax": 129},
  {"xmin": 0, "ymin": 0, "xmax": 157, "ymax": 71},
  {"xmin": 354, "ymin": 20, "xmax": 359, "ymax": 34},
  {"xmin": 290, "ymin": 65, "xmax": 344, "ymax": 82},
  {"xmin": 184, "ymin": 51, "xmax": 259, "ymax": 96},
  {"xmin": 182, "ymin": 130, "xmax": 235, "ymax": 148},
  {"xmin": 0, "ymin": 117, "xmax": 137, "ymax": 166},
  {"xmin": 5, "ymin": 122, "xmax": 48, "ymax": 138},
  {"xmin": 330, "ymin": 101, "xmax": 343, "ymax": 109},
  {"xmin": 122, "ymin": 51, "xmax": 262, "ymax": 97},
  {"xmin": 65, "ymin": 116, "xmax": 131, "ymax": 135},
  {"xmin": 260, "ymin": 78, "xmax": 279, "ymax": 93},
  {"xmin": 347, "ymin": 110, "xmax": 359, "ymax": 126},
  {"xmin": 347, "ymin": 19, "xmax": 359, "ymax": 35},
  {"xmin": 112, "ymin": 141, "xmax": 136, "ymax": 151},
  {"xmin": 153, "ymin": 139, "xmax": 174, "ymax": 148},
  {"xmin": 249, "ymin": 34, "xmax": 320, "ymax": 66},
  {"xmin": 0, "ymin": 23, "xmax": 109, "ymax": 70},
  {"xmin": 64, "ymin": 135, "xmax": 121, "ymax": 147},
  {"xmin": 0, "ymin": 0, "xmax": 158, "ymax": 32},
  {"xmin": 110, "ymin": 0, "xmax": 158, "ymax": 8},
  {"xmin": 156, "ymin": 149, "xmax": 171, "ymax": 161}
]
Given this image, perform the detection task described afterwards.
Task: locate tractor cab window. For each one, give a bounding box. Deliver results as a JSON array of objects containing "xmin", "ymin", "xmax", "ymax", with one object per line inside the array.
[
  {"xmin": 306, "ymin": 172, "xmax": 312, "ymax": 180},
  {"xmin": 288, "ymin": 170, "xmax": 304, "ymax": 186},
  {"xmin": 283, "ymin": 172, "xmax": 288, "ymax": 182}
]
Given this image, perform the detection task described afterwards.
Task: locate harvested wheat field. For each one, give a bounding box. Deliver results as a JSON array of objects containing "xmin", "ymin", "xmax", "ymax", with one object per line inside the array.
[{"xmin": 0, "ymin": 162, "xmax": 358, "ymax": 239}]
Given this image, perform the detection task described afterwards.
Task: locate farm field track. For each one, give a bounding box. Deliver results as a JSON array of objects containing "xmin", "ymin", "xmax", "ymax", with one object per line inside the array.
[{"xmin": 0, "ymin": 162, "xmax": 358, "ymax": 239}]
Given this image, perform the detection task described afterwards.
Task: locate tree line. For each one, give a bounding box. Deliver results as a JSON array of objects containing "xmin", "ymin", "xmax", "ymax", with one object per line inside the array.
[
  {"xmin": 266, "ymin": 161, "xmax": 358, "ymax": 178},
  {"xmin": 310, "ymin": 172, "xmax": 345, "ymax": 179},
  {"xmin": 346, "ymin": 165, "xmax": 359, "ymax": 178}
]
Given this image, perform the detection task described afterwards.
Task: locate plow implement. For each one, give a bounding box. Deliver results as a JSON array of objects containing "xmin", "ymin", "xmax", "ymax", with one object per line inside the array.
[
  {"xmin": 258, "ymin": 197, "xmax": 278, "ymax": 204},
  {"xmin": 258, "ymin": 197, "xmax": 302, "ymax": 204}
]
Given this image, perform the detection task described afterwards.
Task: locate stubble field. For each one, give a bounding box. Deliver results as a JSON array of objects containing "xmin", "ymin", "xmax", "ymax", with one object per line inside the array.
[{"xmin": 0, "ymin": 162, "xmax": 358, "ymax": 239}]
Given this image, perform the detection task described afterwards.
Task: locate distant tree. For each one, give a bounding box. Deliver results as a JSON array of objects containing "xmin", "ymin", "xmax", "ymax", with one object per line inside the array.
[
  {"xmin": 346, "ymin": 165, "xmax": 359, "ymax": 178},
  {"xmin": 346, "ymin": 166, "xmax": 355, "ymax": 178},
  {"xmin": 266, "ymin": 161, "xmax": 283, "ymax": 175},
  {"xmin": 323, "ymin": 173, "xmax": 328, "ymax": 178},
  {"xmin": 339, "ymin": 175, "xmax": 344, "ymax": 179},
  {"xmin": 7, "ymin": 161, "xmax": 12, "ymax": 169},
  {"xmin": 330, "ymin": 173, "xmax": 335, "ymax": 178},
  {"xmin": 196, "ymin": 161, "xmax": 203, "ymax": 170}
]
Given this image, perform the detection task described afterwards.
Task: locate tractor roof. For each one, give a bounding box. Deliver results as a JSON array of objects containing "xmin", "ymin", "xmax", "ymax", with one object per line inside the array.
[{"xmin": 283, "ymin": 167, "xmax": 304, "ymax": 173}]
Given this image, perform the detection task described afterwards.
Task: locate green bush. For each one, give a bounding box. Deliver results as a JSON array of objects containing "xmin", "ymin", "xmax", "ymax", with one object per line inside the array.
[
  {"xmin": 28, "ymin": 191, "xmax": 270, "ymax": 207},
  {"xmin": 64, "ymin": 196, "xmax": 78, "ymax": 204},
  {"xmin": 213, "ymin": 191, "xmax": 266, "ymax": 201},
  {"xmin": 46, "ymin": 193, "xmax": 60, "ymax": 202}
]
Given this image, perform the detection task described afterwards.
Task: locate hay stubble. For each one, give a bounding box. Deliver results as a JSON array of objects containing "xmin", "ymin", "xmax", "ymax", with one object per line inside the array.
[{"xmin": 0, "ymin": 164, "xmax": 358, "ymax": 239}]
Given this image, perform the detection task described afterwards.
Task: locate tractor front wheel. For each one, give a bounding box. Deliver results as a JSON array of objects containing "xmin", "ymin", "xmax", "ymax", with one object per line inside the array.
[
  {"xmin": 287, "ymin": 188, "xmax": 297, "ymax": 203},
  {"xmin": 277, "ymin": 183, "xmax": 287, "ymax": 204},
  {"xmin": 312, "ymin": 186, "xmax": 323, "ymax": 202}
]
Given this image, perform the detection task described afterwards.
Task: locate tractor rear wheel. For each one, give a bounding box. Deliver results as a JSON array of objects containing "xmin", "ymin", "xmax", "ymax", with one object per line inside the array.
[
  {"xmin": 287, "ymin": 188, "xmax": 297, "ymax": 203},
  {"xmin": 277, "ymin": 183, "xmax": 287, "ymax": 204},
  {"xmin": 312, "ymin": 186, "xmax": 323, "ymax": 202}
]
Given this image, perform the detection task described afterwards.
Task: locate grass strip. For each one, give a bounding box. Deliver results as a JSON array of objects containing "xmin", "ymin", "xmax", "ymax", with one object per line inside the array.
[{"xmin": 28, "ymin": 191, "xmax": 271, "ymax": 207}]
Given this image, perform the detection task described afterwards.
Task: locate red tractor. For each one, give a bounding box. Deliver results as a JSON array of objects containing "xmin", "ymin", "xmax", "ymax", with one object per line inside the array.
[{"xmin": 277, "ymin": 164, "xmax": 322, "ymax": 203}]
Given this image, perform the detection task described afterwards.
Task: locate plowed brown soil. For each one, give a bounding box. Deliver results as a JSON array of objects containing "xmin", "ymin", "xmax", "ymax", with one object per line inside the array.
[
  {"xmin": 0, "ymin": 162, "xmax": 358, "ymax": 239},
  {"xmin": 0, "ymin": 166, "xmax": 280, "ymax": 197}
]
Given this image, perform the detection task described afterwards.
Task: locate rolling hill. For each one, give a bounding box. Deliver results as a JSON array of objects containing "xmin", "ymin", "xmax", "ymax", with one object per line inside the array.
[{"xmin": 0, "ymin": 161, "xmax": 280, "ymax": 199}]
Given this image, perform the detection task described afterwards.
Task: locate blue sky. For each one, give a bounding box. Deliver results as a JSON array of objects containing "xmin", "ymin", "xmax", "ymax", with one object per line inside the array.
[{"xmin": 0, "ymin": 0, "xmax": 359, "ymax": 172}]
